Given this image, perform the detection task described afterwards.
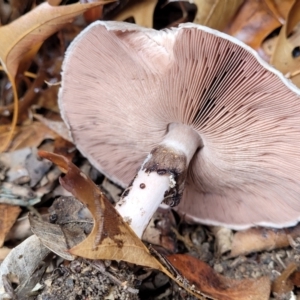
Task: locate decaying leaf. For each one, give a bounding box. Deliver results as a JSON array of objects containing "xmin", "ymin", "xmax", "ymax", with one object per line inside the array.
[
  {"xmin": 229, "ymin": 225, "xmax": 300, "ymax": 257},
  {"xmin": 113, "ymin": 0, "xmax": 157, "ymax": 27},
  {"xmin": 0, "ymin": 147, "xmax": 31, "ymax": 182},
  {"xmin": 0, "ymin": 1, "xmax": 111, "ymax": 80},
  {"xmin": 272, "ymin": 263, "xmax": 297, "ymax": 297},
  {"xmin": 0, "ymin": 0, "xmax": 111, "ymax": 152},
  {"xmin": 29, "ymin": 196, "xmax": 93, "ymax": 261},
  {"xmin": 0, "ymin": 204, "xmax": 21, "ymax": 247},
  {"xmin": 0, "ymin": 182, "xmax": 40, "ymax": 206},
  {"xmin": 0, "ymin": 121, "xmax": 58, "ymax": 152},
  {"xmin": 37, "ymin": 151, "xmax": 169, "ymax": 270},
  {"xmin": 168, "ymin": 254, "xmax": 271, "ymax": 300},
  {"xmin": 271, "ymin": 0, "xmax": 300, "ymax": 86},
  {"xmin": 225, "ymin": 0, "xmax": 293, "ymax": 50},
  {"xmin": 29, "ymin": 214, "xmax": 77, "ymax": 261},
  {"xmin": 33, "ymin": 113, "xmax": 72, "ymax": 142},
  {"xmin": 0, "ymin": 235, "xmax": 50, "ymax": 299},
  {"xmin": 193, "ymin": 0, "xmax": 243, "ymax": 30}
]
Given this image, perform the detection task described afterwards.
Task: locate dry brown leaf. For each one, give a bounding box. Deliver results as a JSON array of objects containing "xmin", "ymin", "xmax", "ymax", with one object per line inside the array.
[
  {"xmin": 285, "ymin": 0, "xmax": 300, "ymax": 36},
  {"xmin": 0, "ymin": 121, "xmax": 58, "ymax": 151},
  {"xmin": 47, "ymin": 0, "xmax": 63, "ymax": 5},
  {"xmin": 38, "ymin": 151, "xmax": 168, "ymax": 270},
  {"xmin": 271, "ymin": 0, "xmax": 300, "ymax": 86},
  {"xmin": 225, "ymin": 0, "xmax": 293, "ymax": 50},
  {"xmin": 113, "ymin": 0, "xmax": 157, "ymax": 27},
  {"xmin": 0, "ymin": 1, "xmax": 111, "ymax": 80},
  {"xmin": 84, "ymin": 6, "xmax": 104, "ymax": 23},
  {"xmin": 0, "ymin": 0, "xmax": 111, "ymax": 152},
  {"xmin": 168, "ymin": 254, "xmax": 271, "ymax": 300},
  {"xmin": 193, "ymin": 0, "xmax": 243, "ymax": 30},
  {"xmin": 0, "ymin": 204, "xmax": 21, "ymax": 247},
  {"xmin": 272, "ymin": 263, "xmax": 297, "ymax": 296},
  {"xmin": 229, "ymin": 226, "xmax": 300, "ymax": 257}
]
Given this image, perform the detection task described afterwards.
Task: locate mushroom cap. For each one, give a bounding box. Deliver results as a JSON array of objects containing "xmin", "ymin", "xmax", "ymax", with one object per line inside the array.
[{"xmin": 59, "ymin": 21, "xmax": 300, "ymax": 229}]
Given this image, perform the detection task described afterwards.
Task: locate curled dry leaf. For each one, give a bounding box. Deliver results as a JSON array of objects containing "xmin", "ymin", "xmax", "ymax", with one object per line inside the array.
[
  {"xmin": 229, "ymin": 225, "xmax": 300, "ymax": 257},
  {"xmin": 37, "ymin": 151, "xmax": 168, "ymax": 270},
  {"xmin": 193, "ymin": 0, "xmax": 243, "ymax": 30},
  {"xmin": 168, "ymin": 254, "xmax": 271, "ymax": 300},
  {"xmin": 271, "ymin": 0, "xmax": 300, "ymax": 87}
]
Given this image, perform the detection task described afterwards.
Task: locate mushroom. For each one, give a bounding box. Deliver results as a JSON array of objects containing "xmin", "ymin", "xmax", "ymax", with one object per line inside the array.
[{"xmin": 59, "ymin": 21, "xmax": 300, "ymax": 238}]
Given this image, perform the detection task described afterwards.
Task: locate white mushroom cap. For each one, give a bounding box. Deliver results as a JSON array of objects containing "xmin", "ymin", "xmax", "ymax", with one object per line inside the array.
[{"xmin": 59, "ymin": 21, "xmax": 300, "ymax": 230}]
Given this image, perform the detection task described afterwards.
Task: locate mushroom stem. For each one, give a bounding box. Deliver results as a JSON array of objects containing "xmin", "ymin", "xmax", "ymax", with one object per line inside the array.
[{"xmin": 115, "ymin": 123, "xmax": 202, "ymax": 238}]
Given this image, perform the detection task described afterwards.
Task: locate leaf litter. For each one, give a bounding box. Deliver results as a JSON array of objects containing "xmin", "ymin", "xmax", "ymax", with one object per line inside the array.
[{"xmin": 1, "ymin": 0, "xmax": 300, "ymax": 299}]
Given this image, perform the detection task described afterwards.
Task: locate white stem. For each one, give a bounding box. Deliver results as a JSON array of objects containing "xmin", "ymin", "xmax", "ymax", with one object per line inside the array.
[
  {"xmin": 116, "ymin": 155, "xmax": 173, "ymax": 238},
  {"xmin": 116, "ymin": 123, "xmax": 202, "ymax": 238}
]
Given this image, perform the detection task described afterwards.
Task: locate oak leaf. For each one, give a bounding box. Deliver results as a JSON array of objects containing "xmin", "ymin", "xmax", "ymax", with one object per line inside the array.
[
  {"xmin": 193, "ymin": 0, "xmax": 243, "ymax": 30},
  {"xmin": 0, "ymin": 0, "xmax": 112, "ymax": 151},
  {"xmin": 38, "ymin": 151, "xmax": 168, "ymax": 271},
  {"xmin": 168, "ymin": 254, "xmax": 271, "ymax": 300}
]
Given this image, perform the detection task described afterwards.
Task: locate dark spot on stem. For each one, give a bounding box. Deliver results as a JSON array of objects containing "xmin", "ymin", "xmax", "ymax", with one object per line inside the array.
[
  {"xmin": 140, "ymin": 183, "xmax": 146, "ymax": 189},
  {"xmin": 157, "ymin": 169, "xmax": 167, "ymax": 175}
]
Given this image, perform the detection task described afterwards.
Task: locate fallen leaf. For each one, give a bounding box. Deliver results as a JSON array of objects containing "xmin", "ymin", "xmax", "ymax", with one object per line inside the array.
[
  {"xmin": 193, "ymin": 0, "xmax": 243, "ymax": 30},
  {"xmin": 0, "ymin": 1, "xmax": 111, "ymax": 80},
  {"xmin": 24, "ymin": 148, "xmax": 52, "ymax": 187},
  {"xmin": 0, "ymin": 204, "xmax": 21, "ymax": 247},
  {"xmin": 142, "ymin": 208, "xmax": 176, "ymax": 252},
  {"xmin": 168, "ymin": 254, "xmax": 271, "ymax": 300},
  {"xmin": 0, "ymin": 0, "xmax": 112, "ymax": 152},
  {"xmin": 0, "ymin": 147, "xmax": 31, "ymax": 182},
  {"xmin": 272, "ymin": 263, "xmax": 297, "ymax": 296},
  {"xmin": 229, "ymin": 225, "xmax": 300, "ymax": 257},
  {"xmin": 53, "ymin": 136, "xmax": 76, "ymax": 161},
  {"xmin": 29, "ymin": 196, "xmax": 93, "ymax": 261},
  {"xmin": 0, "ymin": 121, "xmax": 58, "ymax": 151},
  {"xmin": 225, "ymin": 0, "xmax": 293, "ymax": 50},
  {"xmin": 113, "ymin": 0, "xmax": 157, "ymax": 27},
  {"xmin": 33, "ymin": 113, "xmax": 72, "ymax": 142},
  {"xmin": 0, "ymin": 182, "xmax": 40, "ymax": 206},
  {"xmin": 84, "ymin": 6, "xmax": 103, "ymax": 23},
  {"xmin": 38, "ymin": 151, "xmax": 168, "ymax": 270},
  {"xmin": 291, "ymin": 270, "xmax": 300, "ymax": 287},
  {"xmin": 0, "ymin": 235, "xmax": 50, "ymax": 299},
  {"xmin": 271, "ymin": 0, "xmax": 300, "ymax": 86}
]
